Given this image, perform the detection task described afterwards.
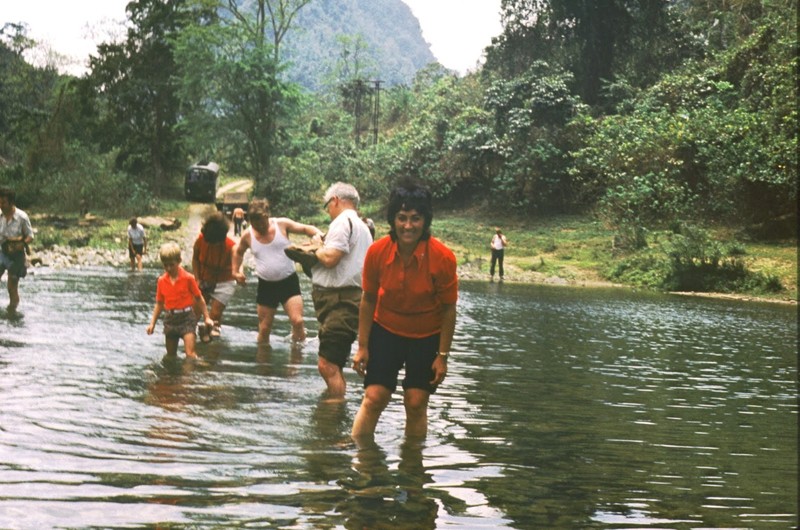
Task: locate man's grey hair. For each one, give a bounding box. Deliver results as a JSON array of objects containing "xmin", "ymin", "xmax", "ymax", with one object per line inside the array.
[{"xmin": 323, "ymin": 182, "xmax": 360, "ymax": 208}]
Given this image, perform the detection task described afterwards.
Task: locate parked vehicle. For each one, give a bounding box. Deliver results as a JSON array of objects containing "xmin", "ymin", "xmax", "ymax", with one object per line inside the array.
[
  {"xmin": 185, "ymin": 162, "xmax": 220, "ymax": 203},
  {"xmin": 216, "ymin": 191, "xmax": 249, "ymax": 218}
]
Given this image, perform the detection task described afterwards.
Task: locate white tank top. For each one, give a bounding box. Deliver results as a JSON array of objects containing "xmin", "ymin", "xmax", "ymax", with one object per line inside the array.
[{"xmin": 249, "ymin": 221, "xmax": 296, "ymax": 281}]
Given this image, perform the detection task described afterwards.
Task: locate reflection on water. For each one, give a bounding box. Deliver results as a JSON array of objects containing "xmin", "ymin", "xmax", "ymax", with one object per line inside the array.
[{"xmin": 0, "ymin": 268, "xmax": 796, "ymax": 528}]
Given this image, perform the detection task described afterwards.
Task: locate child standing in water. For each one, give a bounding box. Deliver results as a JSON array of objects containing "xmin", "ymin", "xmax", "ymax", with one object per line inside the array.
[{"xmin": 147, "ymin": 242, "xmax": 214, "ymax": 359}]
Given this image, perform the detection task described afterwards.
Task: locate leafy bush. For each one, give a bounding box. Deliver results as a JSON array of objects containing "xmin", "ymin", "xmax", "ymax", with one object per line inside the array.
[
  {"xmin": 483, "ymin": 62, "xmax": 584, "ymax": 213},
  {"xmin": 271, "ymin": 151, "xmax": 327, "ymax": 218},
  {"xmin": 606, "ymin": 251, "xmax": 670, "ymax": 289},
  {"xmin": 608, "ymin": 225, "xmax": 784, "ymax": 294},
  {"xmin": 574, "ymin": 15, "xmax": 796, "ymax": 229}
]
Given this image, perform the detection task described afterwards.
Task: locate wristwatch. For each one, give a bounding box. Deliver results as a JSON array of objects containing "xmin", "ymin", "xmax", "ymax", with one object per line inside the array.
[{"xmin": 437, "ymin": 351, "xmax": 449, "ymax": 358}]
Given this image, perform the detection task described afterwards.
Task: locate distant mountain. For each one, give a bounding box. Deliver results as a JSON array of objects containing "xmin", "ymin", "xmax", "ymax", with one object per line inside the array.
[{"xmin": 282, "ymin": 0, "xmax": 436, "ymax": 91}]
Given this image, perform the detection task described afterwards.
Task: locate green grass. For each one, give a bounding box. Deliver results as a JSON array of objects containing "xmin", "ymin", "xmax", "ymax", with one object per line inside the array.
[
  {"xmin": 30, "ymin": 203, "xmax": 797, "ymax": 303},
  {"xmin": 432, "ymin": 211, "xmax": 795, "ymax": 301},
  {"xmin": 433, "ymin": 212, "xmax": 616, "ymax": 282}
]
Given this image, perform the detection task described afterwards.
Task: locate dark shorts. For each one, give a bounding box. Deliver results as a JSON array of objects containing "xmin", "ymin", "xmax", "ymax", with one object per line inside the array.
[
  {"xmin": 257, "ymin": 273, "xmax": 302, "ymax": 309},
  {"xmin": 364, "ymin": 322, "xmax": 440, "ymax": 394},
  {"xmin": 0, "ymin": 250, "xmax": 27, "ymax": 279},
  {"xmin": 312, "ymin": 286, "xmax": 361, "ymax": 368},
  {"xmin": 129, "ymin": 243, "xmax": 144, "ymax": 259},
  {"xmin": 163, "ymin": 308, "xmax": 198, "ymax": 339}
]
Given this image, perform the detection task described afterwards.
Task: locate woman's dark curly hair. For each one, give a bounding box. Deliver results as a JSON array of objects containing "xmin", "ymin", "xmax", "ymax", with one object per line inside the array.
[
  {"xmin": 386, "ymin": 177, "xmax": 432, "ymax": 241},
  {"xmin": 201, "ymin": 211, "xmax": 230, "ymax": 244}
]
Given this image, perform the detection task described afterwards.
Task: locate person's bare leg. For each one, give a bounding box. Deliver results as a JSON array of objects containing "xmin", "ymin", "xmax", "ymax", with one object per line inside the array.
[
  {"xmin": 165, "ymin": 336, "xmax": 180, "ymax": 357},
  {"xmin": 209, "ymin": 299, "xmax": 225, "ymax": 337},
  {"xmin": 318, "ymin": 356, "xmax": 346, "ymax": 399},
  {"xmin": 352, "ymin": 384, "xmax": 392, "ymax": 438},
  {"xmin": 283, "ymin": 294, "xmax": 306, "ymax": 342},
  {"xmin": 209, "ymin": 299, "xmax": 225, "ymax": 323},
  {"xmin": 183, "ymin": 332, "xmax": 199, "ymax": 358},
  {"xmin": 6, "ymin": 276, "xmax": 20, "ymax": 311},
  {"xmin": 403, "ymin": 388, "xmax": 431, "ymax": 439},
  {"xmin": 256, "ymin": 304, "xmax": 277, "ymax": 344}
]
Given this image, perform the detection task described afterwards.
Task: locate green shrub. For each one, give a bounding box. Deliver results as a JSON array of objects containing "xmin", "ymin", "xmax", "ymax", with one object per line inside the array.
[
  {"xmin": 726, "ymin": 242, "xmax": 748, "ymax": 257},
  {"xmin": 606, "ymin": 251, "xmax": 670, "ymax": 289},
  {"xmin": 662, "ymin": 226, "xmax": 783, "ymax": 293}
]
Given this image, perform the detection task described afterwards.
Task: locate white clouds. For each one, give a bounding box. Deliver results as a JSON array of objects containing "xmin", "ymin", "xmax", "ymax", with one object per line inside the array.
[{"xmin": 402, "ymin": 0, "xmax": 502, "ymax": 73}]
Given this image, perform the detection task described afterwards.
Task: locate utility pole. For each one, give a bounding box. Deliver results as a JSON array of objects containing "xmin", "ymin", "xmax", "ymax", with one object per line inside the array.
[
  {"xmin": 371, "ymin": 79, "xmax": 382, "ymax": 145},
  {"xmin": 354, "ymin": 79, "xmax": 364, "ymax": 147}
]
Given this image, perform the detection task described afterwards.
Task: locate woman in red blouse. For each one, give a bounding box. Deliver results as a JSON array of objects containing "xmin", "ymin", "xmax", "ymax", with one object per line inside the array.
[{"xmin": 352, "ymin": 178, "xmax": 458, "ymax": 441}]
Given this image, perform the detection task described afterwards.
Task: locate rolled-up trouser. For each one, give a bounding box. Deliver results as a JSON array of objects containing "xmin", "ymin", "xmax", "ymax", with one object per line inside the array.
[{"xmin": 312, "ymin": 285, "xmax": 361, "ymax": 368}]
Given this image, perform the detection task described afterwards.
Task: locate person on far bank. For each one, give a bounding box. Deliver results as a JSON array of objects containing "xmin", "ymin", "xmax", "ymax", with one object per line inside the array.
[
  {"xmin": 192, "ymin": 211, "xmax": 237, "ymax": 342},
  {"xmin": 0, "ymin": 186, "xmax": 34, "ymax": 312},
  {"xmin": 351, "ymin": 178, "xmax": 458, "ymax": 441},
  {"xmin": 232, "ymin": 198, "xmax": 324, "ymax": 344},
  {"xmin": 232, "ymin": 207, "xmax": 245, "ymax": 237},
  {"xmin": 128, "ymin": 217, "xmax": 147, "ymax": 271},
  {"xmin": 310, "ymin": 182, "xmax": 373, "ymax": 399},
  {"xmin": 147, "ymin": 242, "xmax": 214, "ymax": 360},
  {"xmin": 490, "ymin": 227, "xmax": 508, "ymax": 281}
]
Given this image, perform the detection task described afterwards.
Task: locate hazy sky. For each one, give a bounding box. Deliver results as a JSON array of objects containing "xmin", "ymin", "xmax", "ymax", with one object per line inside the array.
[
  {"xmin": 3, "ymin": 0, "xmax": 503, "ymax": 75},
  {"xmin": 401, "ymin": 0, "xmax": 502, "ymax": 73}
]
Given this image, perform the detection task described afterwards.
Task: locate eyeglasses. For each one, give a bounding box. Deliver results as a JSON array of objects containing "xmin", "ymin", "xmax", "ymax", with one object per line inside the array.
[{"xmin": 323, "ymin": 197, "xmax": 335, "ymax": 209}]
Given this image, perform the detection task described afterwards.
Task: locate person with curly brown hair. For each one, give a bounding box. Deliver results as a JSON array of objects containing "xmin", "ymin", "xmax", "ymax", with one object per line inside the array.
[{"xmin": 192, "ymin": 211, "xmax": 238, "ymax": 342}]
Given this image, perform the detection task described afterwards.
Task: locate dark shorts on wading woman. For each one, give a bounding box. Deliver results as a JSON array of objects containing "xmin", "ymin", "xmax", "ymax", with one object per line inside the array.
[
  {"xmin": 364, "ymin": 322, "xmax": 440, "ymax": 395},
  {"xmin": 312, "ymin": 285, "xmax": 361, "ymax": 368}
]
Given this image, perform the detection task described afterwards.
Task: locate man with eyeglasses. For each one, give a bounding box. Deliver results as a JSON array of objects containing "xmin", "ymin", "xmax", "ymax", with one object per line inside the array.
[{"xmin": 311, "ymin": 182, "xmax": 373, "ymax": 399}]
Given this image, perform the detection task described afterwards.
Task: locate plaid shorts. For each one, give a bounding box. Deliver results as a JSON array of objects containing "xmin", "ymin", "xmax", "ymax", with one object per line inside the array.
[{"xmin": 163, "ymin": 308, "xmax": 198, "ymax": 339}]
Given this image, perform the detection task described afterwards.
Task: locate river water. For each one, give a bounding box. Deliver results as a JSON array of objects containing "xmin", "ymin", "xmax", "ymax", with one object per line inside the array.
[{"xmin": 0, "ymin": 267, "xmax": 796, "ymax": 529}]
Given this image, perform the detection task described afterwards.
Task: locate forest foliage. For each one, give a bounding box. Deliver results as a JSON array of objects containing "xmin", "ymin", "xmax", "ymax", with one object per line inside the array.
[{"xmin": 0, "ymin": 1, "xmax": 796, "ymax": 265}]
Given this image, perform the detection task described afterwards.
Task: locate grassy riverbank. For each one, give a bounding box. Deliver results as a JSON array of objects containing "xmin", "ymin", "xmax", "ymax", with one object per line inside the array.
[
  {"xmin": 432, "ymin": 210, "xmax": 796, "ymax": 304},
  {"xmin": 29, "ymin": 199, "xmax": 797, "ymax": 304}
]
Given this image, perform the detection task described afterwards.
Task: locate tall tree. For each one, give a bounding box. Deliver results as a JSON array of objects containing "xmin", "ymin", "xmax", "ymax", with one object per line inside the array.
[
  {"xmin": 223, "ymin": 0, "xmax": 311, "ymax": 64},
  {"xmin": 488, "ymin": 0, "xmax": 684, "ymax": 107},
  {"xmin": 88, "ymin": 0, "xmax": 200, "ymax": 194},
  {"xmin": 0, "ymin": 23, "xmax": 58, "ymax": 164},
  {"xmin": 176, "ymin": 0, "xmax": 308, "ymax": 196}
]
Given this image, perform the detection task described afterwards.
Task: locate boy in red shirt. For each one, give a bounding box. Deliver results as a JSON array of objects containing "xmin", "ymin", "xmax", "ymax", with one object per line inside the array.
[{"xmin": 147, "ymin": 242, "xmax": 214, "ymax": 359}]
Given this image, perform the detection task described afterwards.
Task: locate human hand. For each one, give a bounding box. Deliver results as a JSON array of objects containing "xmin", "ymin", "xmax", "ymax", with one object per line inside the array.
[
  {"xmin": 352, "ymin": 346, "xmax": 369, "ymax": 377},
  {"xmin": 429, "ymin": 355, "xmax": 448, "ymax": 386},
  {"xmin": 146, "ymin": 324, "xmax": 154, "ymax": 335},
  {"xmin": 233, "ymin": 271, "xmax": 246, "ymax": 284}
]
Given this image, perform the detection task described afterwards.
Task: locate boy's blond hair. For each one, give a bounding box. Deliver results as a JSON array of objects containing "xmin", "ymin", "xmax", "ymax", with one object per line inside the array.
[{"xmin": 159, "ymin": 241, "xmax": 182, "ymax": 263}]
